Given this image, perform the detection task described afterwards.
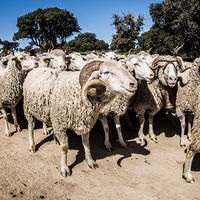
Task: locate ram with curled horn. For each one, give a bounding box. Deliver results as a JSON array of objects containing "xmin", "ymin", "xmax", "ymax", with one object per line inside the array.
[
  {"xmin": 79, "ymin": 61, "xmax": 106, "ymax": 106},
  {"xmin": 23, "ymin": 59, "xmax": 137, "ymax": 177},
  {"xmin": 151, "ymin": 56, "xmax": 189, "ymax": 73}
]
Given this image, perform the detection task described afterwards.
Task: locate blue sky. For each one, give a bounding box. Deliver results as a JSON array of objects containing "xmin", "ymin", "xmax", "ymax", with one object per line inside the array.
[{"xmin": 0, "ymin": 0, "xmax": 162, "ymax": 48}]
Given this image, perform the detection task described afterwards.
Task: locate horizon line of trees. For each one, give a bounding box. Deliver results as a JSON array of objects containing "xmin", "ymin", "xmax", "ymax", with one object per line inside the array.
[{"xmin": 0, "ymin": 0, "xmax": 199, "ymax": 60}]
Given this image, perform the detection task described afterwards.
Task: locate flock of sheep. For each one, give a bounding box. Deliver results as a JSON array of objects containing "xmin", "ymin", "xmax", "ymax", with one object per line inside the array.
[{"xmin": 0, "ymin": 48, "xmax": 199, "ymax": 183}]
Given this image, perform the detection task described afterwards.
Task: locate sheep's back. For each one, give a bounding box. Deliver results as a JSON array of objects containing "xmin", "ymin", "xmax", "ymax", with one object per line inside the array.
[
  {"xmin": 0, "ymin": 67, "xmax": 23, "ymax": 107},
  {"xmin": 23, "ymin": 67, "xmax": 57, "ymax": 124},
  {"xmin": 50, "ymin": 71, "xmax": 101, "ymax": 135},
  {"xmin": 129, "ymin": 80, "xmax": 162, "ymax": 114},
  {"xmin": 176, "ymin": 59, "xmax": 200, "ymax": 114}
]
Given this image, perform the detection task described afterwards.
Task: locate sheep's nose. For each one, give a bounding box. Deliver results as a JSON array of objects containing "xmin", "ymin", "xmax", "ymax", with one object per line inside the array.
[
  {"xmin": 149, "ymin": 72, "xmax": 154, "ymax": 79},
  {"xmin": 169, "ymin": 76, "xmax": 177, "ymax": 82},
  {"xmin": 60, "ymin": 65, "xmax": 66, "ymax": 71},
  {"xmin": 129, "ymin": 81, "xmax": 137, "ymax": 90}
]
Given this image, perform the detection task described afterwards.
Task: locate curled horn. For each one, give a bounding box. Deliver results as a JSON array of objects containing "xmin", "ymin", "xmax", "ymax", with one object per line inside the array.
[
  {"xmin": 175, "ymin": 56, "xmax": 190, "ymax": 73},
  {"xmin": 150, "ymin": 56, "xmax": 164, "ymax": 70},
  {"xmin": 79, "ymin": 60, "xmax": 106, "ymax": 106},
  {"xmin": 81, "ymin": 79, "xmax": 106, "ymax": 106},
  {"xmin": 79, "ymin": 60, "xmax": 104, "ymax": 87}
]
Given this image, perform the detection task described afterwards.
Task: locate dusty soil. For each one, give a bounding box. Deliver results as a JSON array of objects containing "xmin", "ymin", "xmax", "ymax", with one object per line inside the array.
[{"xmin": 0, "ymin": 108, "xmax": 200, "ymax": 200}]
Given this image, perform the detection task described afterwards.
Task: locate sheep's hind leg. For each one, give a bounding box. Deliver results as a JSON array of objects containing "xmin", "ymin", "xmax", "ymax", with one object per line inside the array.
[
  {"xmin": 183, "ymin": 147, "xmax": 195, "ymax": 183},
  {"xmin": 28, "ymin": 114, "xmax": 36, "ymax": 152},
  {"xmin": 100, "ymin": 117, "xmax": 112, "ymax": 151},
  {"xmin": 55, "ymin": 131, "xmax": 70, "ymax": 177},
  {"xmin": 187, "ymin": 114, "xmax": 193, "ymax": 141},
  {"xmin": 11, "ymin": 107, "xmax": 21, "ymax": 132},
  {"xmin": 1, "ymin": 108, "xmax": 11, "ymax": 137},
  {"xmin": 179, "ymin": 115, "xmax": 187, "ymax": 147},
  {"xmin": 137, "ymin": 114, "xmax": 145, "ymax": 144},
  {"xmin": 148, "ymin": 111, "xmax": 157, "ymax": 142},
  {"xmin": 113, "ymin": 115, "xmax": 127, "ymax": 148},
  {"xmin": 81, "ymin": 132, "xmax": 98, "ymax": 169}
]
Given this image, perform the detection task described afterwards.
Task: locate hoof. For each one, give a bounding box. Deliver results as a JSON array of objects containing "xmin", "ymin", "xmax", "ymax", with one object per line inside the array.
[
  {"xmin": 150, "ymin": 135, "xmax": 158, "ymax": 143},
  {"xmin": 29, "ymin": 145, "xmax": 36, "ymax": 153},
  {"xmin": 180, "ymin": 142, "xmax": 187, "ymax": 147},
  {"xmin": 61, "ymin": 170, "xmax": 71, "ymax": 177},
  {"xmin": 5, "ymin": 132, "xmax": 11, "ymax": 137},
  {"xmin": 105, "ymin": 143, "xmax": 112, "ymax": 152},
  {"xmin": 183, "ymin": 174, "xmax": 195, "ymax": 183},
  {"xmin": 120, "ymin": 142, "xmax": 127, "ymax": 149},
  {"xmin": 88, "ymin": 161, "xmax": 99, "ymax": 169},
  {"xmin": 136, "ymin": 137, "xmax": 145, "ymax": 145},
  {"xmin": 17, "ymin": 126, "xmax": 21, "ymax": 132},
  {"xmin": 43, "ymin": 130, "xmax": 50, "ymax": 136}
]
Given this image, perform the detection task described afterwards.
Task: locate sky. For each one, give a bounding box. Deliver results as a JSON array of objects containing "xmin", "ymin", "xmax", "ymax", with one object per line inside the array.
[{"xmin": 0, "ymin": 0, "xmax": 163, "ymax": 48}]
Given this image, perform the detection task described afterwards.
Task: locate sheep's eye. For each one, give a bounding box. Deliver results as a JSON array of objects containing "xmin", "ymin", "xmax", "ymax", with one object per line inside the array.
[
  {"xmin": 104, "ymin": 71, "xmax": 110, "ymax": 75},
  {"xmin": 19, "ymin": 57, "xmax": 24, "ymax": 60}
]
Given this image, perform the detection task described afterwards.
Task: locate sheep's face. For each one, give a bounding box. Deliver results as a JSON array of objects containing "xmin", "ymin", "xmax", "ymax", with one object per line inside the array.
[
  {"xmin": 17, "ymin": 53, "xmax": 38, "ymax": 72},
  {"xmin": 104, "ymin": 52, "xmax": 118, "ymax": 61},
  {"xmin": 47, "ymin": 54, "xmax": 68, "ymax": 71},
  {"xmin": 157, "ymin": 62, "xmax": 179, "ymax": 87},
  {"xmin": 67, "ymin": 54, "xmax": 86, "ymax": 71},
  {"xmin": 126, "ymin": 56, "xmax": 154, "ymax": 83},
  {"xmin": 97, "ymin": 61, "xmax": 137, "ymax": 97}
]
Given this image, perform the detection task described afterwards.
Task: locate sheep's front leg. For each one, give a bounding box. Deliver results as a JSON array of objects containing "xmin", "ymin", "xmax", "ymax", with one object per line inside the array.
[
  {"xmin": 179, "ymin": 115, "xmax": 187, "ymax": 147},
  {"xmin": 81, "ymin": 132, "xmax": 98, "ymax": 169},
  {"xmin": 100, "ymin": 117, "xmax": 112, "ymax": 151},
  {"xmin": 124, "ymin": 112, "xmax": 134, "ymax": 129},
  {"xmin": 137, "ymin": 114, "xmax": 145, "ymax": 143},
  {"xmin": 28, "ymin": 115, "xmax": 36, "ymax": 152},
  {"xmin": 11, "ymin": 107, "xmax": 21, "ymax": 132},
  {"xmin": 42, "ymin": 122, "xmax": 49, "ymax": 135},
  {"xmin": 113, "ymin": 115, "xmax": 127, "ymax": 148},
  {"xmin": 1, "ymin": 108, "xmax": 11, "ymax": 137},
  {"xmin": 183, "ymin": 147, "xmax": 195, "ymax": 183}
]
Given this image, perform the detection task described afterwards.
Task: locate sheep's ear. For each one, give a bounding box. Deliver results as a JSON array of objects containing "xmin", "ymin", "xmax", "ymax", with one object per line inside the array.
[
  {"xmin": 177, "ymin": 69, "xmax": 191, "ymax": 86},
  {"xmin": 65, "ymin": 56, "xmax": 72, "ymax": 61},
  {"xmin": 11, "ymin": 56, "xmax": 18, "ymax": 61},
  {"xmin": 65, "ymin": 56, "xmax": 72, "ymax": 65},
  {"xmin": 125, "ymin": 61, "xmax": 134, "ymax": 72},
  {"xmin": 43, "ymin": 57, "xmax": 50, "ymax": 64}
]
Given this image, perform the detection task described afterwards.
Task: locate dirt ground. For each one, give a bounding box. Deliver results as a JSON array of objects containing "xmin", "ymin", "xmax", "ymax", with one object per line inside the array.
[{"xmin": 0, "ymin": 108, "xmax": 200, "ymax": 200}]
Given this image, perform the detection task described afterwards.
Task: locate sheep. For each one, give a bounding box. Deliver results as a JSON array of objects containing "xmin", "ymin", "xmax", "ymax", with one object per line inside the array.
[
  {"xmin": 183, "ymin": 87, "xmax": 200, "ymax": 183},
  {"xmin": 99, "ymin": 54, "xmax": 155, "ymax": 150},
  {"xmin": 0, "ymin": 54, "xmax": 38, "ymax": 136},
  {"xmin": 23, "ymin": 59, "xmax": 137, "ymax": 177},
  {"xmin": 128, "ymin": 55, "xmax": 186, "ymax": 143},
  {"xmin": 175, "ymin": 58, "xmax": 200, "ymax": 146},
  {"xmin": 37, "ymin": 49, "xmax": 71, "ymax": 70},
  {"xmin": 68, "ymin": 52, "xmax": 88, "ymax": 71}
]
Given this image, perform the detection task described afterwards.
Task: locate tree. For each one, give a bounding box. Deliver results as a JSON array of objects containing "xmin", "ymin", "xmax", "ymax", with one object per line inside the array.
[
  {"xmin": 110, "ymin": 13, "xmax": 144, "ymax": 52},
  {"xmin": 64, "ymin": 32, "xmax": 109, "ymax": 52},
  {"xmin": 0, "ymin": 39, "xmax": 19, "ymax": 53},
  {"xmin": 139, "ymin": 0, "xmax": 200, "ymax": 60},
  {"xmin": 13, "ymin": 7, "xmax": 81, "ymax": 50}
]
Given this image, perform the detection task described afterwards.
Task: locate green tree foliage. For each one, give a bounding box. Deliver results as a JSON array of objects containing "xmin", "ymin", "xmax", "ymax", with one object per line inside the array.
[
  {"xmin": 139, "ymin": 0, "xmax": 200, "ymax": 60},
  {"xmin": 64, "ymin": 32, "xmax": 109, "ymax": 52},
  {"xmin": 13, "ymin": 7, "xmax": 81, "ymax": 50},
  {"xmin": 110, "ymin": 13, "xmax": 144, "ymax": 52},
  {"xmin": 0, "ymin": 39, "xmax": 19, "ymax": 53}
]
